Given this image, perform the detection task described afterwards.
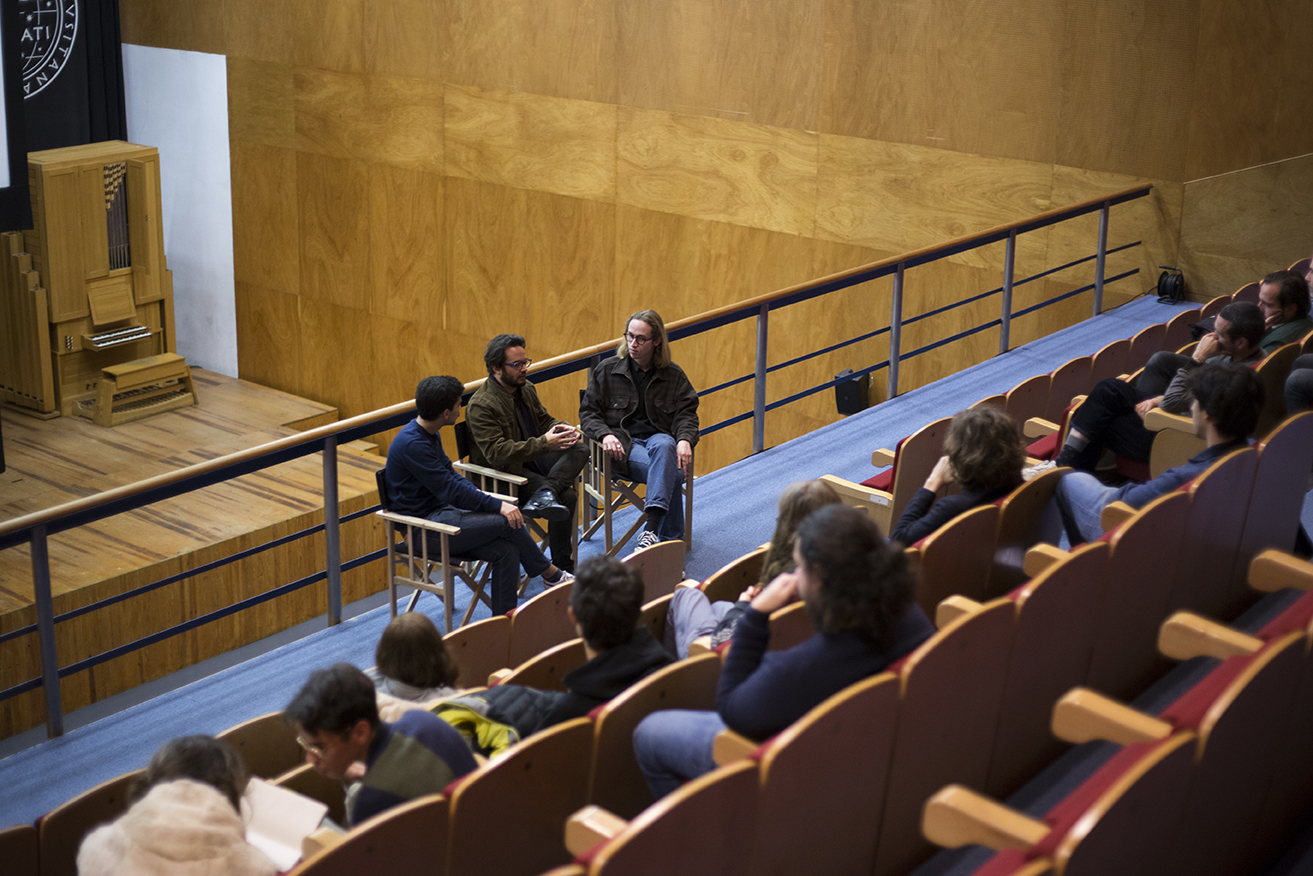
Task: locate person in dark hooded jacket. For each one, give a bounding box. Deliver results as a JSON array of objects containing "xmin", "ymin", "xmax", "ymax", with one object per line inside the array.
[{"xmin": 481, "ymin": 554, "xmax": 674, "ymax": 737}]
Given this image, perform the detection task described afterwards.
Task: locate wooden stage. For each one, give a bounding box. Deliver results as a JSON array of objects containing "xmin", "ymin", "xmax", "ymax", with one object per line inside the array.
[{"xmin": 0, "ymin": 369, "xmax": 385, "ymax": 739}]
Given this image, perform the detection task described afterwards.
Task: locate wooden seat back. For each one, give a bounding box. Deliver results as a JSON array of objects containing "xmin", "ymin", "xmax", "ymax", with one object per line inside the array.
[
  {"xmin": 767, "ymin": 600, "xmax": 814, "ymax": 651},
  {"xmin": 1045, "ymin": 356, "xmax": 1092, "ymax": 424},
  {"xmin": 272, "ymin": 762, "xmax": 348, "ymax": 827},
  {"xmin": 1231, "ymin": 281, "xmax": 1260, "ymax": 304},
  {"xmin": 1127, "ymin": 323, "xmax": 1167, "ymax": 371},
  {"xmin": 637, "ymin": 593, "xmax": 673, "ymax": 648},
  {"xmin": 443, "ymin": 615, "xmax": 511, "ymax": 689},
  {"xmin": 878, "ymin": 416, "xmax": 954, "ymax": 533},
  {"xmin": 37, "ymin": 769, "xmax": 143, "ymax": 876},
  {"xmin": 913, "ymin": 504, "xmax": 999, "ymax": 618},
  {"xmin": 587, "ymin": 761, "xmax": 758, "ymax": 876},
  {"xmin": 1198, "ymin": 294, "xmax": 1229, "ymax": 319},
  {"xmin": 291, "ymin": 794, "xmax": 448, "ymax": 876},
  {"xmin": 986, "ymin": 467, "xmax": 1065, "ymax": 598},
  {"xmin": 1085, "ymin": 492, "xmax": 1189, "ymax": 701},
  {"xmin": 1254, "ymin": 343, "xmax": 1301, "ymax": 438},
  {"xmin": 622, "ymin": 539, "xmax": 686, "ymax": 602},
  {"xmin": 872, "ymin": 600, "xmax": 1014, "ymax": 876},
  {"xmin": 508, "ymin": 580, "xmax": 577, "ymax": 668},
  {"xmin": 1163, "ymin": 308, "xmax": 1201, "ymax": 353},
  {"xmin": 700, "ymin": 546, "xmax": 767, "ymax": 604},
  {"xmin": 1003, "ymin": 375, "xmax": 1050, "ymax": 439},
  {"xmin": 747, "ymin": 674, "xmax": 901, "ymax": 876},
  {"xmin": 216, "ymin": 709, "xmax": 302, "ymax": 780},
  {"xmin": 0, "ymin": 824, "xmax": 37, "ymax": 876},
  {"xmin": 499, "ymin": 638, "xmax": 588, "ymax": 692},
  {"xmin": 447, "ymin": 718, "xmax": 594, "ymax": 876},
  {"xmin": 1239, "ymin": 412, "xmax": 1313, "ymax": 569},
  {"xmin": 1089, "ymin": 339, "xmax": 1130, "ymax": 384},
  {"xmin": 986, "ymin": 542, "xmax": 1109, "ymax": 797},
  {"xmin": 1170, "ymin": 447, "xmax": 1258, "ymax": 621},
  {"xmin": 588, "ymin": 653, "xmax": 722, "ymax": 819}
]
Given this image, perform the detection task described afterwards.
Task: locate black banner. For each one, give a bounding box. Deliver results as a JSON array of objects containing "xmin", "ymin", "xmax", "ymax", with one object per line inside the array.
[{"xmin": 21, "ymin": 0, "xmax": 125, "ymax": 152}]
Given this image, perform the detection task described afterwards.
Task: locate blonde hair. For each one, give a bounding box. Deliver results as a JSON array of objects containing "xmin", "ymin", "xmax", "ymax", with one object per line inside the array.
[
  {"xmin": 758, "ymin": 480, "xmax": 844, "ymax": 585},
  {"xmin": 615, "ymin": 310, "xmax": 672, "ymax": 369}
]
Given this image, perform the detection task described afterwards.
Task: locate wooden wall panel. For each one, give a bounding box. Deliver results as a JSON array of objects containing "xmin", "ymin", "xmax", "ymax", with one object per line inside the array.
[
  {"xmin": 296, "ymin": 152, "xmax": 372, "ymax": 312},
  {"xmin": 366, "ymin": 164, "xmax": 445, "ymax": 325},
  {"xmin": 815, "ymin": 135, "xmax": 1054, "ymax": 258},
  {"xmin": 362, "ymin": 0, "xmax": 447, "ymax": 81},
  {"xmin": 291, "ymin": 0, "xmax": 366, "ymax": 73},
  {"xmin": 294, "ymin": 69, "xmax": 443, "ymax": 173},
  {"xmin": 227, "ymin": 60, "xmax": 295, "ymax": 149},
  {"xmin": 1178, "ymin": 154, "xmax": 1313, "ymax": 301},
  {"xmin": 225, "ymin": 0, "xmax": 292, "ymax": 63},
  {"xmin": 444, "ymin": 178, "xmax": 616, "ymax": 355},
  {"xmin": 119, "ymin": 0, "xmax": 228, "ymax": 54},
  {"xmin": 1184, "ymin": 0, "xmax": 1313, "ymax": 180},
  {"xmin": 617, "ymin": 108, "xmax": 819, "ymax": 235},
  {"xmin": 444, "ymin": 85, "xmax": 618, "ymax": 202},
  {"xmin": 234, "ymin": 282, "xmax": 302, "ymax": 396},
  {"xmin": 231, "ymin": 142, "xmax": 299, "ymax": 295},
  {"xmin": 446, "ymin": 0, "xmax": 617, "ymax": 103},
  {"xmin": 1055, "ymin": 0, "xmax": 1199, "ymax": 181},
  {"xmin": 297, "ymin": 298, "xmax": 379, "ymax": 418},
  {"xmin": 616, "ymin": 0, "xmax": 824, "ymax": 132}
]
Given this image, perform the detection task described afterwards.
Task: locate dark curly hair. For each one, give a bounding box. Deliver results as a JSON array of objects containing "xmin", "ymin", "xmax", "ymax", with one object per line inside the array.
[
  {"xmin": 376, "ymin": 613, "xmax": 459, "ymax": 690},
  {"xmin": 415, "ymin": 375, "xmax": 464, "ymax": 421},
  {"xmin": 758, "ymin": 480, "xmax": 843, "ymax": 585},
  {"xmin": 284, "ymin": 663, "xmax": 380, "ymax": 736},
  {"xmin": 1262, "ymin": 270, "xmax": 1311, "ymax": 321},
  {"xmin": 570, "ymin": 556, "xmax": 645, "ymax": 650},
  {"xmin": 136, "ymin": 735, "xmax": 249, "ymax": 811},
  {"xmin": 1187, "ymin": 362, "xmax": 1263, "ymax": 440},
  {"xmin": 943, "ymin": 406, "xmax": 1024, "ymax": 495},
  {"xmin": 484, "ymin": 333, "xmax": 527, "ymax": 377},
  {"xmin": 794, "ymin": 505, "xmax": 914, "ymax": 649}
]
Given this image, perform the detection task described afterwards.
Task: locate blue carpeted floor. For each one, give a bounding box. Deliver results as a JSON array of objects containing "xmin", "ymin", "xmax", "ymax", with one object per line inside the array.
[{"xmin": 0, "ymin": 294, "xmax": 1285, "ymax": 829}]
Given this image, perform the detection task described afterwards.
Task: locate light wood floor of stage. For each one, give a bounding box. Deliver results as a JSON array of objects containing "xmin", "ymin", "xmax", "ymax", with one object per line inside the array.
[{"xmin": 0, "ymin": 369, "xmax": 385, "ymax": 738}]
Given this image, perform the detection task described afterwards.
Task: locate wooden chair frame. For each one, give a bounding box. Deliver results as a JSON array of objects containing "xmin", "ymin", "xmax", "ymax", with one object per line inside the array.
[{"xmin": 581, "ymin": 434, "xmax": 693, "ymax": 556}]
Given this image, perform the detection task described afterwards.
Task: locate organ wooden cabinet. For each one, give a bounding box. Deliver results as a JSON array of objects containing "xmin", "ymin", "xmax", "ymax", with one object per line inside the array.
[{"xmin": 0, "ymin": 141, "xmax": 193, "ymax": 422}]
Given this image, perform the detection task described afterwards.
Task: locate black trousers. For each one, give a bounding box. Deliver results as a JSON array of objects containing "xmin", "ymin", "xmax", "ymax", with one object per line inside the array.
[
  {"xmin": 1065, "ymin": 378, "xmax": 1155, "ymax": 471},
  {"xmin": 518, "ymin": 445, "xmax": 587, "ymax": 569}
]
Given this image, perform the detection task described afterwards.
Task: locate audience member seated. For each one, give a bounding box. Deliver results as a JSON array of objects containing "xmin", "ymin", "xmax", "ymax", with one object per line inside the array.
[
  {"xmin": 459, "ymin": 556, "xmax": 675, "ymax": 739},
  {"xmin": 1055, "ymin": 362, "xmax": 1262, "ymax": 545},
  {"xmin": 631, "ymin": 504, "xmax": 935, "ymax": 799},
  {"xmin": 664, "ymin": 479, "xmax": 842, "ymax": 658},
  {"xmin": 365, "ymin": 613, "xmax": 462, "ymax": 720},
  {"xmin": 1055, "ymin": 302, "xmax": 1263, "ymax": 473},
  {"xmin": 285, "ymin": 663, "xmax": 477, "ymax": 827},
  {"xmin": 77, "ymin": 735, "xmax": 277, "ymax": 876},
  {"xmin": 386, "ymin": 375, "xmax": 572, "ymax": 616},
  {"xmin": 890, "ymin": 407, "xmax": 1024, "ymax": 545}
]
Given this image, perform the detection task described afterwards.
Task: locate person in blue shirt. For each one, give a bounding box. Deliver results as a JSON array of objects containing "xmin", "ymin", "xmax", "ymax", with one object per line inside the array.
[
  {"xmin": 386, "ymin": 375, "xmax": 572, "ymax": 615},
  {"xmin": 1055, "ymin": 362, "xmax": 1263, "ymax": 545},
  {"xmin": 632, "ymin": 504, "xmax": 935, "ymax": 799}
]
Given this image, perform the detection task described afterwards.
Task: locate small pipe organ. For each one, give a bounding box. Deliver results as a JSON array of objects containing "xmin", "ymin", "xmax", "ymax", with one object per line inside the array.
[{"xmin": 0, "ymin": 141, "xmax": 195, "ymax": 423}]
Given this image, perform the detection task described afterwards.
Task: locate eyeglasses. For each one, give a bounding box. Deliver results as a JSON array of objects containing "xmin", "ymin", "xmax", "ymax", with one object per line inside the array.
[
  {"xmin": 504, "ymin": 359, "xmax": 532, "ymax": 370},
  {"xmin": 624, "ymin": 332, "xmax": 653, "ymax": 346},
  {"xmin": 296, "ymin": 734, "xmax": 325, "ymax": 759}
]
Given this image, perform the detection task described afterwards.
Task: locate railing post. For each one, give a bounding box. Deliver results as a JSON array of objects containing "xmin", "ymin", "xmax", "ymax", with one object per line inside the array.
[
  {"xmin": 1094, "ymin": 201, "xmax": 1109, "ymax": 315},
  {"xmin": 31, "ymin": 524, "xmax": 63, "ymax": 738},
  {"xmin": 1000, "ymin": 230, "xmax": 1017, "ymax": 354},
  {"xmin": 323, "ymin": 436, "xmax": 342, "ymax": 626},
  {"xmin": 753, "ymin": 303, "xmax": 768, "ymax": 454},
  {"xmin": 887, "ymin": 262, "xmax": 905, "ymax": 400}
]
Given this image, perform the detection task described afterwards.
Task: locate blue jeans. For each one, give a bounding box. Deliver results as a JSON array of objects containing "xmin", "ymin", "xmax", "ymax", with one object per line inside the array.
[
  {"xmin": 621, "ymin": 433, "xmax": 684, "ymax": 540},
  {"xmin": 427, "ymin": 508, "xmax": 551, "ymax": 615},
  {"xmin": 632, "ymin": 709, "xmax": 726, "ymax": 799},
  {"xmin": 1055, "ymin": 472, "xmax": 1121, "ymax": 545}
]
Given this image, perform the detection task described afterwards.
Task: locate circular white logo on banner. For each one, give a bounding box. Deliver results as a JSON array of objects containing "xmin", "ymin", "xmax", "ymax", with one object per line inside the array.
[{"xmin": 21, "ymin": 0, "xmax": 79, "ymax": 98}]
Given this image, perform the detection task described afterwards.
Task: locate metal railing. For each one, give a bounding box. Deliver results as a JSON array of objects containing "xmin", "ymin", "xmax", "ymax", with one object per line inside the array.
[{"xmin": 0, "ymin": 184, "xmax": 1152, "ymax": 737}]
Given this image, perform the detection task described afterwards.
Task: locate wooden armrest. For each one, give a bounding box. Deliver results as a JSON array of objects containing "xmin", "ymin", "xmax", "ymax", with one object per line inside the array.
[
  {"xmin": 1099, "ymin": 501, "xmax": 1136, "ymax": 531},
  {"xmin": 871, "ymin": 447, "xmax": 896, "ymax": 468},
  {"xmin": 1158, "ymin": 611, "xmax": 1262, "ymax": 661},
  {"xmin": 1051, "ymin": 688, "xmax": 1171, "ymax": 746},
  {"xmin": 376, "ymin": 509, "xmax": 460, "ymax": 535},
  {"xmin": 565, "ymin": 805, "xmax": 628, "ymax": 856},
  {"xmin": 1023, "ymin": 417, "xmax": 1060, "ymax": 439},
  {"xmin": 1249, "ymin": 549, "xmax": 1313, "ymax": 593},
  {"xmin": 302, "ymin": 826, "xmax": 347, "ymax": 861},
  {"xmin": 453, "ymin": 460, "xmax": 529, "ymax": 486},
  {"xmin": 1143, "ymin": 408, "xmax": 1193, "ymax": 433},
  {"xmin": 1023, "ymin": 543, "xmax": 1068, "ymax": 577},
  {"xmin": 676, "ymin": 578, "xmax": 702, "ymax": 590},
  {"xmin": 487, "ymin": 668, "xmax": 512, "ymax": 686},
  {"xmin": 935, "ymin": 595, "xmax": 983, "ymax": 629},
  {"xmin": 687, "ymin": 635, "xmax": 713, "ymax": 656},
  {"xmin": 819, "ymin": 474, "xmax": 892, "ymax": 508},
  {"xmin": 922, "ymin": 785, "xmax": 1048, "ymax": 852},
  {"xmin": 712, "ymin": 729, "xmax": 759, "ymax": 766}
]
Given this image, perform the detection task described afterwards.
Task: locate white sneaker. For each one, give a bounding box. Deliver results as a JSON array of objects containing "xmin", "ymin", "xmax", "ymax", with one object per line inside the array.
[
  {"xmin": 544, "ymin": 569, "xmax": 574, "ymax": 589},
  {"xmin": 1022, "ymin": 459, "xmax": 1058, "ymax": 481},
  {"xmin": 634, "ymin": 530, "xmax": 661, "ymax": 552}
]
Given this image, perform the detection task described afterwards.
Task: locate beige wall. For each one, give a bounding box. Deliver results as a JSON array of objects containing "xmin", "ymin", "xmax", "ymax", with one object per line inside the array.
[{"xmin": 119, "ymin": 0, "xmax": 1313, "ymax": 472}]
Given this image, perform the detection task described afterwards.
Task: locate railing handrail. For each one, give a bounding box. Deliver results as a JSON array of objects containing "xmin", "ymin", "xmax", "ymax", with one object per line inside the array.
[{"xmin": 0, "ymin": 183, "xmax": 1151, "ymax": 545}]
